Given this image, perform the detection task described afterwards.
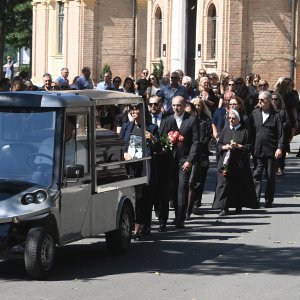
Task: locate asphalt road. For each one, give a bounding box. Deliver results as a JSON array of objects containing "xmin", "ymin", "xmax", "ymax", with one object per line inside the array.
[{"xmin": 1, "ymin": 136, "xmax": 300, "ymax": 300}]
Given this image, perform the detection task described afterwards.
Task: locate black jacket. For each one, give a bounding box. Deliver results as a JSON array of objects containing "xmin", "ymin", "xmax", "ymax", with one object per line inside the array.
[
  {"xmin": 161, "ymin": 112, "xmax": 199, "ymax": 163},
  {"xmin": 249, "ymin": 107, "xmax": 284, "ymax": 158}
]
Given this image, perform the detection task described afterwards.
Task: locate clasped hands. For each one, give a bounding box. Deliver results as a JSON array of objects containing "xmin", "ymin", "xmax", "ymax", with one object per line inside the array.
[{"xmin": 222, "ymin": 141, "xmax": 240, "ymax": 151}]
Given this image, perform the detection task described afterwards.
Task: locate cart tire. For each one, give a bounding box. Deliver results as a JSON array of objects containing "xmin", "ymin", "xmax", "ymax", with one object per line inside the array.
[
  {"xmin": 105, "ymin": 204, "xmax": 134, "ymax": 254},
  {"xmin": 24, "ymin": 227, "xmax": 56, "ymax": 279}
]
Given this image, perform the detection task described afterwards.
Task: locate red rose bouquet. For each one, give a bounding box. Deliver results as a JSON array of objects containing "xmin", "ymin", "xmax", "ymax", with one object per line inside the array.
[{"xmin": 160, "ymin": 130, "xmax": 184, "ymax": 151}]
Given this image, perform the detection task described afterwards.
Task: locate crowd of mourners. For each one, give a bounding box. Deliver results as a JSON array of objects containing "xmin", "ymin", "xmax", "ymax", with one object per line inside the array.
[{"xmin": 1, "ymin": 62, "xmax": 300, "ymax": 241}]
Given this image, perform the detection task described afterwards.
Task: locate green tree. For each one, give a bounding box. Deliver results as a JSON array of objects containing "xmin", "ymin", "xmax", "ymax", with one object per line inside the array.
[
  {"xmin": 99, "ymin": 64, "xmax": 111, "ymax": 81},
  {"xmin": 152, "ymin": 59, "xmax": 164, "ymax": 80},
  {"xmin": 0, "ymin": 0, "xmax": 32, "ymax": 75}
]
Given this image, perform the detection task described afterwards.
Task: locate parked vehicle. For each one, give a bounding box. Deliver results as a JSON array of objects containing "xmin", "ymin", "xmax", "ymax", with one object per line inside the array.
[{"xmin": 0, "ymin": 90, "xmax": 149, "ymax": 279}]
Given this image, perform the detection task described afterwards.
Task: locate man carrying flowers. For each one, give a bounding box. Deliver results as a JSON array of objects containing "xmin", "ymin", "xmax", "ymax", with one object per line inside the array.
[{"xmin": 161, "ymin": 96, "xmax": 199, "ymax": 228}]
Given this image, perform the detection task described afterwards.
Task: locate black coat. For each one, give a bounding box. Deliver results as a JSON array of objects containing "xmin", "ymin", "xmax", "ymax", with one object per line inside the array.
[
  {"xmin": 249, "ymin": 107, "xmax": 284, "ymax": 158},
  {"xmin": 213, "ymin": 125, "xmax": 258, "ymax": 209},
  {"xmin": 161, "ymin": 112, "xmax": 199, "ymax": 164}
]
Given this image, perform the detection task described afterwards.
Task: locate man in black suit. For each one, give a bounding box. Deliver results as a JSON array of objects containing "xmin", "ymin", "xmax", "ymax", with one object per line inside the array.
[
  {"xmin": 148, "ymin": 96, "xmax": 171, "ymax": 232},
  {"xmin": 250, "ymin": 90, "xmax": 284, "ymax": 208},
  {"xmin": 162, "ymin": 96, "xmax": 199, "ymax": 228}
]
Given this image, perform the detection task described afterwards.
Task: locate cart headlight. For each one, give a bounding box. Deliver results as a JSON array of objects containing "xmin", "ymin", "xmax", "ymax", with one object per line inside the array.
[
  {"xmin": 24, "ymin": 194, "xmax": 34, "ymax": 204},
  {"xmin": 22, "ymin": 190, "xmax": 47, "ymax": 205},
  {"xmin": 35, "ymin": 191, "xmax": 47, "ymax": 203}
]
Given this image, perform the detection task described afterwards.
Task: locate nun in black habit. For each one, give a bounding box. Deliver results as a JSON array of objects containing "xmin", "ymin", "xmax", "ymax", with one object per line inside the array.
[{"xmin": 212, "ymin": 109, "xmax": 259, "ymax": 216}]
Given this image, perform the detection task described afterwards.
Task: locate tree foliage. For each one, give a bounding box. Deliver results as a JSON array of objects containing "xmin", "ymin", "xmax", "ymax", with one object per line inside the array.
[
  {"xmin": 0, "ymin": 0, "xmax": 32, "ymax": 70},
  {"xmin": 152, "ymin": 59, "xmax": 164, "ymax": 80},
  {"xmin": 99, "ymin": 64, "xmax": 111, "ymax": 81}
]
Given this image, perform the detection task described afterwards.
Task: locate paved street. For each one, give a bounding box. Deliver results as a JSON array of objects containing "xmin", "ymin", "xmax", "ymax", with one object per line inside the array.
[{"xmin": 1, "ymin": 136, "xmax": 300, "ymax": 300}]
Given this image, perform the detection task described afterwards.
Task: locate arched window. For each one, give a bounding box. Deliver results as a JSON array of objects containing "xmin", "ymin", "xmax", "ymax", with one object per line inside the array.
[
  {"xmin": 57, "ymin": 1, "xmax": 64, "ymax": 54},
  {"xmin": 207, "ymin": 4, "xmax": 216, "ymax": 59},
  {"xmin": 154, "ymin": 7, "xmax": 162, "ymax": 58}
]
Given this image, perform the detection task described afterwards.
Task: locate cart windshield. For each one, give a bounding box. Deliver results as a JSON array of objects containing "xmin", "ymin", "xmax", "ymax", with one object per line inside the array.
[{"xmin": 0, "ymin": 109, "xmax": 56, "ymax": 187}]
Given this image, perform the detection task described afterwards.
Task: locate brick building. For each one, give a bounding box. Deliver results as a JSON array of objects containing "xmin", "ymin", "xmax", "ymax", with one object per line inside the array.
[{"xmin": 31, "ymin": 0, "xmax": 299, "ymax": 88}]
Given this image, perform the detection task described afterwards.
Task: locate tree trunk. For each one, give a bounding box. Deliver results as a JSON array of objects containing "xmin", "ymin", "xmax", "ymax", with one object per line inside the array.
[
  {"xmin": 0, "ymin": 0, "xmax": 8, "ymax": 77},
  {"xmin": 0, "ymin": 27, "xmax": 5, "ymax": 78}
]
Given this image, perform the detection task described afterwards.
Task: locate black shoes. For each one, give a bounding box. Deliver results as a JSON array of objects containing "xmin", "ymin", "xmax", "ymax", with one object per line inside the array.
[
  {"xmin": 265, "ymin": 201, "xmax": 273, "ymax": 208},
  {"xmin": 133, "ymin": 233, "xmax": 142, "ymax": 241},
  {"xmin": 185, "ymin": 213, "xmax": 191, "ymax": 221},
  {"xmin": 175, "ymin": 222, "xmax": 185, "ymax": 229},
  {"xmin": 235, "ymin": 207, "xmax": 242, "ymax": 214},
  {"xmin": 192, "ymin": 206, "xmax": 202, "ymax": 215},
  {"xmin": 296, "ymin": 152, "xmax": 300, "ymax": 158},
  {"xmin": 219, "ymin": 208, "xmax": 229, "ymax": 216},
  {"xmin": 158, "ymin": 224, "xmax": 167, "ymax": 232},
  {"xmin": 140, "ymin": 227, "xmax": 151, "ymax": 236}
]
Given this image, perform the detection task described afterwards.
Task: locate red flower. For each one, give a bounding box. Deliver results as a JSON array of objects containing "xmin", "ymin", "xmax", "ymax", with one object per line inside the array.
[
  {"xmin": 173, "ymin": 131, "xmax": 180, "ymax": 139},
  {"xmin": 178, "ymin": 135, "xmax": 184, "ymax": 142},
  {"xmin": 167, "ymin": 130, "xmax": 184, "ymax": 145}
]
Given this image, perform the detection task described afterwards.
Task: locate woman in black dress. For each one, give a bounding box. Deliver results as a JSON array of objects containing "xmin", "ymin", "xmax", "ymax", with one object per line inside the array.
[
  {"xmin": 186, "ymin": 97, "xmax": 212, "ymax": 218},
  {"xmin": 271, "ymin": 92, "xmax": 290, "ymax": 176},
  {"xmin": 213, "ymin": 109, "xmax": 258, "ymax": 216}
]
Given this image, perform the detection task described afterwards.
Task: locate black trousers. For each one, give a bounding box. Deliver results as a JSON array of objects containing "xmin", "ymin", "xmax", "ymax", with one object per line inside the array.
[
  {"xmin": 194, "ymin": 165, "xmax": 209, "ymax": 207},
  {"xmin": 142, "ymin": 153, "xmax": 172, "ymax": 227},
  {"xmin": 172, "ymin": 162, "xmax": 192, "ymax": 223},
  {"xmin": 253, "ymin": 156, "xmax": 276, "ymax": 203}
]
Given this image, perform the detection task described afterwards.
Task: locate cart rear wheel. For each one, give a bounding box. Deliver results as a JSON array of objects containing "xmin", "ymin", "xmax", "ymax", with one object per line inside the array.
[
  {"xmin": 24, "ymin": 227, "xmax": 55, "ymax": 279},
  {"xmin": 105, "ymin": 204, "xmax": 134, "ymax": 254}
]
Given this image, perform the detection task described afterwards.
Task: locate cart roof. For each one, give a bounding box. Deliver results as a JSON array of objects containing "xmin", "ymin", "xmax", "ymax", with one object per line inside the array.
[
  {"xmin": 0, "ymin": 91, "xmax": 91, "ymax": 108},
  {"xmin": 62, "ymin": 90, "xmax": 144, "ymax": 106}
]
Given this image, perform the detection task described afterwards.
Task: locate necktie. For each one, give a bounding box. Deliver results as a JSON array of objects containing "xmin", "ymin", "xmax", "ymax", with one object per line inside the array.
[{"xmin": 153, "ymin": 115, "xmax": 158, "ymax": 125}]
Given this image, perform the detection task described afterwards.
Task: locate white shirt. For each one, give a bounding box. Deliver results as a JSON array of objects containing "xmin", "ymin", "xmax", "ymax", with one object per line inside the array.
[
  {"xmin": 229, "ymin": 124, "xmax": 241, "ymax": 130},
  {"xmin": 262, "ymin": 111, "xmax": 269, "ymax": 124},
  {"xmin": 174, "ymin": 112, "xmax": 185, "ymax": 129}
]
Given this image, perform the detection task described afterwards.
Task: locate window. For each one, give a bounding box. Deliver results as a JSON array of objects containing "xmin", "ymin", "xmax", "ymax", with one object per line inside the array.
[
  {"xmin": 57, "ymin": 1, "xmax": 64, "ymax": 54},
  {"xmin": 65, "ymin": 114, "xmax": 89, "ymax": 173},
  {"xmin": 95, "ymin": 104, "xmax": 148, "ymax": 186},
  {"xmin": 154, "ymin": 7, "xmax": 162, "ymax": 58},
  {"xmin": 207, "ymin": 4, "xmax": 216, "ymax": 59}
]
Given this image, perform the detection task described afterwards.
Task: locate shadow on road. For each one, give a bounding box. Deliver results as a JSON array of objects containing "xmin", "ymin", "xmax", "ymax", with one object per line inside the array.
[{"xmin": 0, "ymin": 209, "xmax": 298, "ymax": 281}]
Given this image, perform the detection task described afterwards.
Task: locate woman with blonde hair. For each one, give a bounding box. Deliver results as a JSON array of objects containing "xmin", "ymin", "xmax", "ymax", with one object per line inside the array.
[
  {"xmin": 198, "ymin": 77, "xmax": 218, "ymax": 113},
  {"xmin": 274, "ymin": 77, "xmax": 299, "ymax": 156},
  {"xmin": 186, "ymin": 97, "xmax": 212, "ymax": 218},
  {"xmin": 271, "ymin": 92, "xmax": 290, "ymax": 175}
]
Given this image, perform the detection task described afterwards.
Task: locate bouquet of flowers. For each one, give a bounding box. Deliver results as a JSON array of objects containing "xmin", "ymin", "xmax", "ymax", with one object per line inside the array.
[
  {"xmin": 221, "ymin": 140, "xmax": 233, "ymax": 176},
  {"xmin": 221, "ymin": 151, "xmax": 230, "ymax": 176},
  {"xmin": 160, "ymin": 130, "xmax": 184, "ymax": 151}
]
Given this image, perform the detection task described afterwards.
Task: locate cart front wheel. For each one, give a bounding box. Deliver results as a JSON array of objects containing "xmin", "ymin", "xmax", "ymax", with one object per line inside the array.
[{"xmin": 24, "ymin": 227, "xmax": 56, "ymax": 280}]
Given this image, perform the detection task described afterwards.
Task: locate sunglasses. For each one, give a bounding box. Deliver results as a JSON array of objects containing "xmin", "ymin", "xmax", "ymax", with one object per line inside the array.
[
  {"xmin": 150, "ymin": 77, "xmax": 155, "ymax": 80},
  {"xmin": 171, "ymin": 76, "xmax": 179, "ymax": 79},
  {"xmin": 114, "ymin": 80, "xmax": 121, "ymax": 83},
  {"xmin": 149, "ymin": 103, "xmax": 159, "ymax": 107},
  {"xmin": 228, "ymin": 83, "xmax": 235, "ymax": 86},
  {"xmin": 143, "ymin": 72, "xmax": 149, "ymax": 75}
]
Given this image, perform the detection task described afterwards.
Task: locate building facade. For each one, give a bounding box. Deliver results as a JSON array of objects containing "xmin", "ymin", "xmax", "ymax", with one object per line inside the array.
[{"xmin": 32, "ymin": 0, "xmax": 299, "ymax": 87}]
